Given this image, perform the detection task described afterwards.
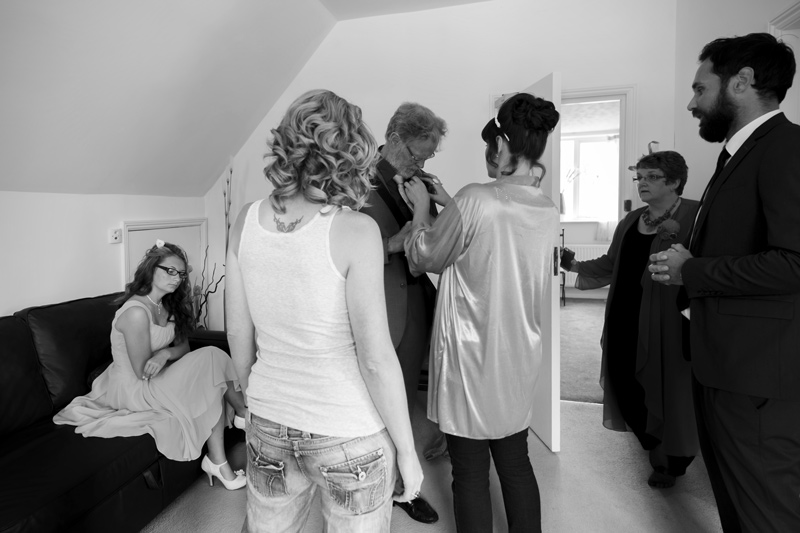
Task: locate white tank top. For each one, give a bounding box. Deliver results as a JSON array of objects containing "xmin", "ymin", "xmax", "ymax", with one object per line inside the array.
[{"xmin": 239, "ymin": 200, "xmax": 384, "ymax": 437}]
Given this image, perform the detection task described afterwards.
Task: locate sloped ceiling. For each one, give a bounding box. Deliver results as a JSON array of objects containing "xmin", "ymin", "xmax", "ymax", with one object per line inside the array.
[
  {"xmin": 0, "ymin": 0, "xmax": 490, "ymax": 197},
  {"xmin": 319, "ymin": 0, "xmax": 490, "ymax": 20}
]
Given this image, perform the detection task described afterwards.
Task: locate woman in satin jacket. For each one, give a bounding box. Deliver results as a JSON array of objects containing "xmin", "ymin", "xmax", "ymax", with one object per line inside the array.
[{"xmin": 403, "ymin": 92, "xmax": 560, "ymax": 533}]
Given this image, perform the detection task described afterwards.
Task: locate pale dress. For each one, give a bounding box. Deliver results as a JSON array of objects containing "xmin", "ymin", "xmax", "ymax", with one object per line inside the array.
[{"xmin": 53, "ymin": 300, "xmax": 239, "ymax": 461}]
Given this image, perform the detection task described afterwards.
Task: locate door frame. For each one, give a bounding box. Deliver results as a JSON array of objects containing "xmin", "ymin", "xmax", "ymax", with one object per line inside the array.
[{"xmin": 562, "ymin": 86, "xmax": 637, "ymax": 218}]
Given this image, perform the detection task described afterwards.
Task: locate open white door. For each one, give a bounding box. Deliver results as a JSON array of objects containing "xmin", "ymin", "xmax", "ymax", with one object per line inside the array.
[{"xmin": 524, "ymin": 73, "xmax": 562, "ymax": 452}]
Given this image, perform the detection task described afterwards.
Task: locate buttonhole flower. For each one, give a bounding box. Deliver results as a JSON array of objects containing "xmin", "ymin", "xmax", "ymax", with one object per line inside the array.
[{"xmin": 657, "ymin": 219, "xmax": 680, "ymax": 241}]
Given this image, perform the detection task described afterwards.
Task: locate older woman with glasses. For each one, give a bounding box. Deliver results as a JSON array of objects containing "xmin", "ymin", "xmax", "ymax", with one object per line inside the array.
[
  {"xmin": 55, "ymin": 241, "xmax": 247, "ymax": 489},
  {"xmin": 562, "ymin": 151, "xmax": 700, "ymax": 488}
]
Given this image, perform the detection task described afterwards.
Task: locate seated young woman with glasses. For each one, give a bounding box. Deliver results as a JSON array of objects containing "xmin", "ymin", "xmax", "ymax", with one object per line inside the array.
[{"xmin": 54, "ymin": 240, "xmax": 248, "ymax": 490}]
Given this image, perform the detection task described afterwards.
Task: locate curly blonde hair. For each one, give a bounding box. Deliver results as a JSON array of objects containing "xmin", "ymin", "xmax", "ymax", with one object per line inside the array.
[{"xmin": 264, "ymin": 89, "xmax": 378, "ymax": 213}]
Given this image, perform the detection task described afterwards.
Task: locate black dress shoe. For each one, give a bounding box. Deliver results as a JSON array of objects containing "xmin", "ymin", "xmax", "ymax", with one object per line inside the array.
[{"xmin": 394, "ymin": 496, "xmax": 439, "ymax": 524}]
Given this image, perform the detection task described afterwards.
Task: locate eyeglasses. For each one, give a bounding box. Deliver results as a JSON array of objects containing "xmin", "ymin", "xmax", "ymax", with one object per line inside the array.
[
  {"xmin": 406, "ymin": 144, "xmax": 435, "ymax": 164},
  {"xmin": 155, "ymin": 265, "xmax": 188, "ymax": 279},
  {"xmin": 632, "ymin": 174, "xmax": 667, "ymax": 183}
]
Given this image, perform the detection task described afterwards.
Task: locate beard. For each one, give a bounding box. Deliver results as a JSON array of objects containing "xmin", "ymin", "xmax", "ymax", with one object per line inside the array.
[
  {"xmin": 383, "ymin": 151, "xmax": 416, "ymax": 179},
  {"xmin": 694, "ymin": 90, "xmax": 736, "ymax": 143}
]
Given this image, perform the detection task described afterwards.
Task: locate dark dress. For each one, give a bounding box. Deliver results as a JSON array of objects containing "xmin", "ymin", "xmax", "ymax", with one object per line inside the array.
[
  {"xmin": 604, "ymin": 225, "xmax": 658, "ymax": 449},
  {"xmin": 574, "ymin": 199, "xmax": 701, "ymax": 474}
]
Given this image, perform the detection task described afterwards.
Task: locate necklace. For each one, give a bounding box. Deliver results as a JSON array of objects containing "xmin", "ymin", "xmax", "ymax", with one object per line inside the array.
[
  {"xmin": 146, "ymin": 294, "xmax": 162, "ymax": 315},
  {"xmin": 642, "ymin": 197, "xmax": 680, "ymax": 227}
]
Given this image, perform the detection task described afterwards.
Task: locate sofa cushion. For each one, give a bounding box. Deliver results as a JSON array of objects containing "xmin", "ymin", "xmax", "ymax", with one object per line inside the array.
[
  {"xmin": 15, "ymin": 293, "xmax": 121, "ymax": 412},
  {"xmin": 0, "ymin": 316, "xmax": 53, "ymax": 436},
  {"xmin": 188, "ymin": 329, "xmax": 230, "ymax": 353},
  {"xmin": 0, "ymin": 420, "xmax": 160, "ymax": 533}
]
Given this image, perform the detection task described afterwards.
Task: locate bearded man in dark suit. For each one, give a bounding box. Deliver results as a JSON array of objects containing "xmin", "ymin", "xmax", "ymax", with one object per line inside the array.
[
  {"xmin": 650, "ymin": 33, "xmax": 800, "ymax": 532},
  {"xmin": 360, "ymin": 102, "xmax": 450, "ymax": 524}
]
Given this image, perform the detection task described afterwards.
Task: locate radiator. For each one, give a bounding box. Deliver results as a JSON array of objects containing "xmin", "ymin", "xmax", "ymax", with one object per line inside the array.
[{"xmin": 564, "ymin": 244, "xmax": 610, "ymax": 286}]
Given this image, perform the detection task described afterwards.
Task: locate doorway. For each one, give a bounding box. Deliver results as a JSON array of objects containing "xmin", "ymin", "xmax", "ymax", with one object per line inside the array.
[{"xmin": 558, "ymin": 87, "xmax": 634, "ymax": 405}]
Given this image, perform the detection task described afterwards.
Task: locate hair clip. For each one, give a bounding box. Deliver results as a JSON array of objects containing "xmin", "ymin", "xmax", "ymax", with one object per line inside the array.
[
  {"xmin": 494, "ymin": 116, "xmax": 510, "ymax": 142},
  {"xmin": 155, "ymin": 239, "xmax": 165, "ymax": 248}
]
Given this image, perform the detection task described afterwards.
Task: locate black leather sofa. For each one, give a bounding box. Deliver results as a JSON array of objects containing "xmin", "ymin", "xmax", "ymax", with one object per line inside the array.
[{"xmin": 0, "ymin": 293, "xmax": 234, "ymax": 533}]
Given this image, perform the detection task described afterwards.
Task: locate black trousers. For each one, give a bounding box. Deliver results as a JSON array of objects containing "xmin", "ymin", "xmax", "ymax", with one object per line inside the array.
[
  {"xmin": 446, "ymin": 429, "xmax": 541, "ymax": 533},
  {"xmin": 693, "ymin": 375, "xmax": 800, "ymax": 532},
  {"xmin": 394, "ymin": 282, "xmax": 429, "ymax": 412}
]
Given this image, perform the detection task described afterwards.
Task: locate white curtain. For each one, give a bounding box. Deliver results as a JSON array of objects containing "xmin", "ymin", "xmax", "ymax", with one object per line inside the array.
[{"xmin": 595, "ymin": 219, "xmax": 618, "ymax": 241}]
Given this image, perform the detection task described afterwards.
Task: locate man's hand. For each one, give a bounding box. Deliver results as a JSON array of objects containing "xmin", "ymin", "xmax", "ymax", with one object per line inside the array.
[
  {"xmin": 648, "ymin": 243, "xmax": 693, "ymax": 285},
  {"xmin": 388, "ymin": 221, "xmax": 412, "ymax": 254}
]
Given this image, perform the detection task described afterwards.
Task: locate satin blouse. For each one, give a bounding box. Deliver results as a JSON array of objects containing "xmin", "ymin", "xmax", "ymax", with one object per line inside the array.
[{"xmin": 405, "ymin": 176, "xmax": 559, "ymax": 439}]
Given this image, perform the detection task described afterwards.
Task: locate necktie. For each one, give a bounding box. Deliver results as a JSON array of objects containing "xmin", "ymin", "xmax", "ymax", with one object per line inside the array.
[
  {"xmin": 701, "ymin": 148, "xmax": 730, "ymax": 204},
  {"xmin": 688, "ymin": 148, "xmax": 730, "ymax": 249},
  {"xmin": 393, "ymin": 175, "xmax": 413, "ymax": 208}
]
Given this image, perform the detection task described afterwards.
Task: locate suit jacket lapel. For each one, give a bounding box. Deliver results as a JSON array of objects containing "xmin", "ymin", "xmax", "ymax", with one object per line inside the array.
[
  {"xmin": 375, "ymin": 178, "xmax": 409, "ymax": 226},
  {"xmin": 374, "ymin": 158, "xmax": 413, "ymax": 226},
  {"xmin": 690, "ymin": 113, "xmax": 788, "ymax": 252}
]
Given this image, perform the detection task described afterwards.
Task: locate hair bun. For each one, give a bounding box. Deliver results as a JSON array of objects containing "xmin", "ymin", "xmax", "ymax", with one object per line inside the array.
[{"xmin": 510, "ymin": 95, "xmax": 559, "ymax": 133}]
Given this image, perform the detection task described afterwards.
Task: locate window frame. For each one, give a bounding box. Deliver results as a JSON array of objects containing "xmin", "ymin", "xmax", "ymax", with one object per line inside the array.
[{"xmin": 560, "ymin": 87, "xmax": 636, "ymax": 224}]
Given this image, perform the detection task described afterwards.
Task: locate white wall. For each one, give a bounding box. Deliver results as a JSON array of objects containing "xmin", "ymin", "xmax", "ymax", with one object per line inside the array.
[
  {"xmin": 0, "ymin": 191, "xmax": 204, "ymax": 315},
  {"xmin": 232, "ymin": 0, "xmax": 677, "ymax": 202},
  {"xmin": 673, "ymin": 0, "xmax": 798, "ymax": 201},
  {"xmin": 204, "ymin": 0, "xmax": 799, "ymax": 320},
  {"xmin": 203, "ymin": 0, "xmax": 679, "ymax": 319}
]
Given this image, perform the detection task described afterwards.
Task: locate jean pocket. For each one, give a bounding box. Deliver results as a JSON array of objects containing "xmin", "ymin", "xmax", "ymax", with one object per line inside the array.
[
  {"xmin": 247, "ymin": 441, "xmax": 288, "ymax": 497},
  {"xmin": 321, "ymin": 448, "xmax": 387, "ymax": 515}
]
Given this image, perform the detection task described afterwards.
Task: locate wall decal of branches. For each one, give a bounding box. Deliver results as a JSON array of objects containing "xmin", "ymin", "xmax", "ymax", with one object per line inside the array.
[{"xmin": 193, "ymin": 245, "xmax": 224, "ymax": 329}]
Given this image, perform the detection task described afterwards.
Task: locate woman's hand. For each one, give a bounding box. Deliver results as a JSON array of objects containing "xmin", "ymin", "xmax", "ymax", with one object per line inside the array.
[
  {"xmin": 403, "ymin": 177, "xmax": 431, "ymax": 212},
  {"xmin": 393, "ymin": 450, "xmax": 424, "ymax": 503},
  {"xmin": 417, "ymin": 171, "xmax": 453, "ymax": 207},
  {"xmin": 143, "ymin": 351, "xmax": 169, "ymax": 380}
]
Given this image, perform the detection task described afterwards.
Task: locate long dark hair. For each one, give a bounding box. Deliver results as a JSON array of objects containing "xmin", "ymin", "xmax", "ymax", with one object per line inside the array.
[
  {"xmin": 482, "ymin": 93, "xmax": 560, "ymax": 178},
  {"xmin": 116, "ymin": 242, "xmax": 194, "ymax": 342}
]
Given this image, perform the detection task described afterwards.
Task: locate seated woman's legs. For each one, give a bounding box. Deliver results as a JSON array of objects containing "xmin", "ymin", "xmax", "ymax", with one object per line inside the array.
[
  {"xmin": 446, "ymin": 434, "xmax": 492, "ymax": 533},
  {"xmin": 490, "ymin": 430, "xmax": 541, "ymax": 533},
  {"xmin": 206, "ymin": 403, "xmax": 239, "ymax": 481},
  {"xmin": 224, "ymin": 381, "xmax": 247, "ymax": 418}
]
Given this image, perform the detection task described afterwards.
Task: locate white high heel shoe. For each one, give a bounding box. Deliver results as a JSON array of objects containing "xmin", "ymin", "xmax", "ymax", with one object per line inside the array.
[
  {"xmin": 234, "ymin": 415, "xmax": 246, "ymax": 430},
  {"xmin": 201, "ymin": 455, "xmax": 246, "ymax": 490}
]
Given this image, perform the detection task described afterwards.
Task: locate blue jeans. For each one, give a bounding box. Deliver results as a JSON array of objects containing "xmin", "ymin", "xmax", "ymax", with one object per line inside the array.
[
  {"xmin": 242, "ymin": 413, "xmax": 396, "ymax": 533},
  {"xmin": 447, "ymin": 429, "xmax": 541, "ymax": 533}
]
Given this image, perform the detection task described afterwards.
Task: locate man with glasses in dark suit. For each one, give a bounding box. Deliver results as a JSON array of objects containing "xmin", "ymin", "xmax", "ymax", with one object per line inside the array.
[{"xmin": 360, "ymin": 102, "xmax": 450, "ymax": 524}]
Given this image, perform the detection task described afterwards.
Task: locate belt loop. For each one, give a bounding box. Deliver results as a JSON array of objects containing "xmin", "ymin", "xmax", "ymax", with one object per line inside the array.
[{"xmin": 280, "ymin": 425, "xmax": 289, "ymax": 439}]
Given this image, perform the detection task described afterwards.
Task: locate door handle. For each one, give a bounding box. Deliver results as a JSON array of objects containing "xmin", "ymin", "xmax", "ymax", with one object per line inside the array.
[{"xmin": 553, "ymin": 247, "xmax": 558, "ymax": 276}]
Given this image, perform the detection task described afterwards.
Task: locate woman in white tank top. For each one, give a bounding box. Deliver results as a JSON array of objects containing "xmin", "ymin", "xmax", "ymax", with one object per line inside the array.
[{"xmin": 226, "ymin": 89, "xmax": 423, "ymax": 533}]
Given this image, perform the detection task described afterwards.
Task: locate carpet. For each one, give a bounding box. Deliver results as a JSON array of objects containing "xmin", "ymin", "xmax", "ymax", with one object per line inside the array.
[
  {"xmin": 560, "ymin": 298, "xmax": 605, "ymax": 403},
  {"xmin": 141, "ymin": 402, "xmax": 722, "ymax": 533}
]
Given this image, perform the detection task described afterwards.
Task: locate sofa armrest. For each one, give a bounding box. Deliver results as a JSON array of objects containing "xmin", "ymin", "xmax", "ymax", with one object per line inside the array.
[{"xmin": 188, "ymin": 329, "xmax": 229, "ymax": 354}]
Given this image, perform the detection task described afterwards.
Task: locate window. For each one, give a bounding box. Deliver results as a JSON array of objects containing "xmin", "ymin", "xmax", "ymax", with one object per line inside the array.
[{"xmin": 560, "ymin": 94, "xmax": 627, "ymax": 222}]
